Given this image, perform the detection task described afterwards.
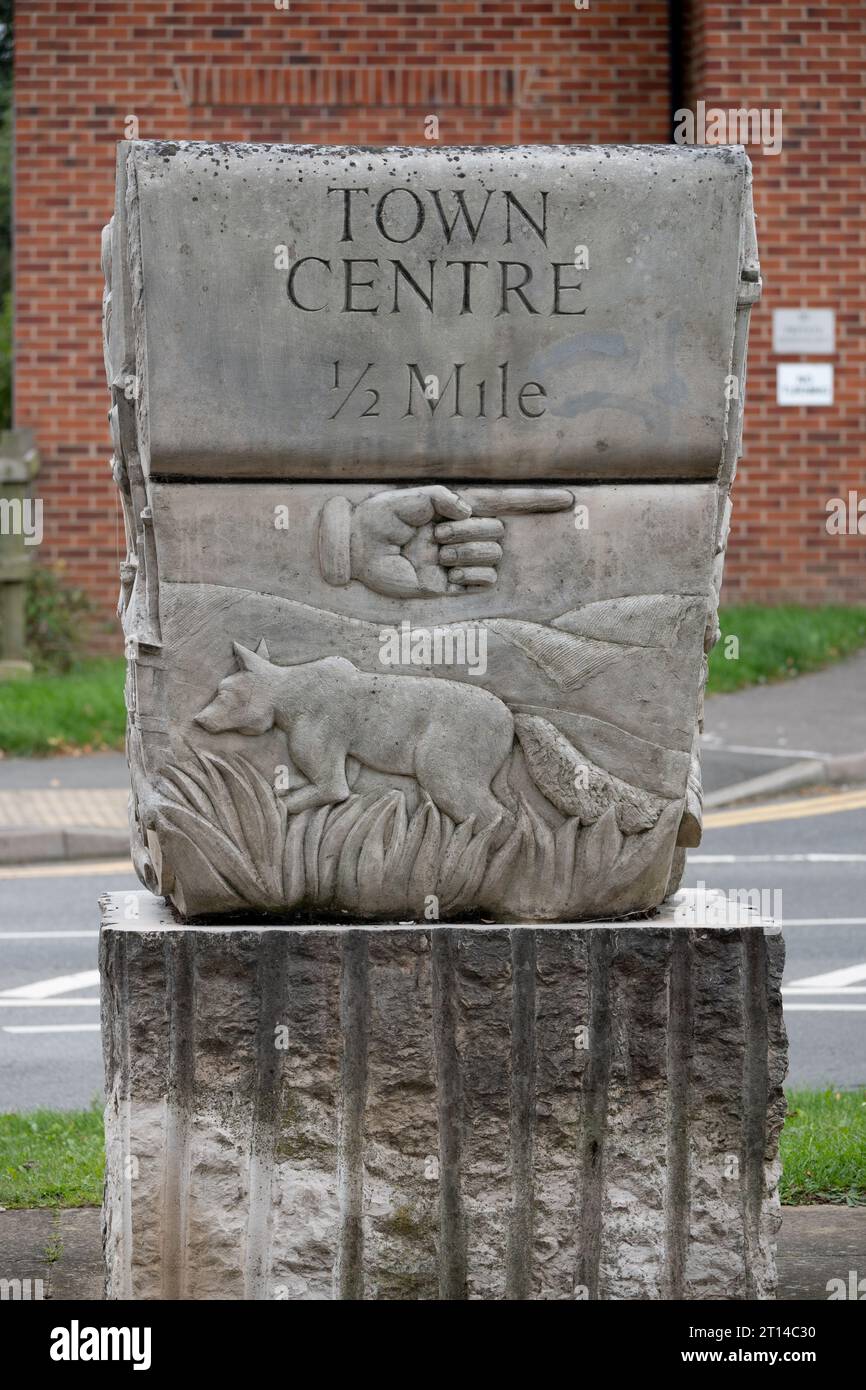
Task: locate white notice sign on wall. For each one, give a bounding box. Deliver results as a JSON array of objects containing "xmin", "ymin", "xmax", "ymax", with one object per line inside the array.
[
  {"xmin": 776, "ymin": 363, "xmax": 834, "ymax": 407},
  {"xmin": 773, "ymin": 309, "xmax": 835, "ymax": 354}
]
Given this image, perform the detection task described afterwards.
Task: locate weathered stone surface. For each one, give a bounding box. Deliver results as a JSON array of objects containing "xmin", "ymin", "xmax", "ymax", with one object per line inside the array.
[
  {"xmin": 114, "ymin": 142, "xmax": 748, "ymax": 482},
  {"xmin": 129, "ymin": 480, "xmax": 715, "ymax": 920},
  {"xmin": 100, "ymin": 141, "xmax": 775, "ymax": 1306},
  {"xmin": 101, "ymin": 891, "xmax": 787, "ymax": 1301},
  {"xmin": 104, "ymin": 141, "xmax": 760, "ymax": 923}
]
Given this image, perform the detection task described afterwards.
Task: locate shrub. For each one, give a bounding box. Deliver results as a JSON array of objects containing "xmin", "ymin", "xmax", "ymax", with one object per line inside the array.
[{"xmin": 25, "ymin": 565, "xmax": 92, "ymax": 672}]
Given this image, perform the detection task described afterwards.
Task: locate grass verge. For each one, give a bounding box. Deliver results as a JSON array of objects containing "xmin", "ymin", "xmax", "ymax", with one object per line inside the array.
[
  {"xmin": 780, "ymin": 1088, "xmax": 866, "ymax": 1206},
  {"xmin": 707, "ymin": 604, "xmax": 866, "ymax": 695},
  {"xmin": 0, "ymin": 1105, "xmax": 104, "ymax": 1208},
  {"xmin": 0, "ymin": 657, "xmax": 125, "ymax": 756}
]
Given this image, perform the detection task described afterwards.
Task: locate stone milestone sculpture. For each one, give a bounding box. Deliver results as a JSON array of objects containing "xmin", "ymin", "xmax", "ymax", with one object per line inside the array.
[{"xmin": 100, "ymin": 142, "xmax": 785, "ymax": 1300}]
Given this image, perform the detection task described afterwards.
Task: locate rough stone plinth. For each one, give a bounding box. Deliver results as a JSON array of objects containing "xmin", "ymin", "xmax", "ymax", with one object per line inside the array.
[{"xmin": 100, "ymin": 890, "xmax": 787, "ymax": 1301}]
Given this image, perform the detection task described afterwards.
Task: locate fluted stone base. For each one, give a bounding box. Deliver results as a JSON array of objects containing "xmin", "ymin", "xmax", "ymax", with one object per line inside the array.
[{"xmin": 99, "ymin": 891, "xmax": 786, "ymax": 1301}]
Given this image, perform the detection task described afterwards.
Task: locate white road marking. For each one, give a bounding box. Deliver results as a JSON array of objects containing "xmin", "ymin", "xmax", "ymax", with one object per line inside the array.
[
  {"xmin": 0, "ymin": 998, "xmax": 99, "ymax": 1007},
  {"xmin": 783, "ymin": 1004, "xmax": 866, "ymax": 1012},
  {"xmin": 775, "ymin": 919, "xmax": 866, "ymax": 928},
  {"xmin": 0, "ymin": 860, "xmax": 134, "ymax": 881},
  {"xmin": 786, "ymin": 962, "xmax": 866, "ymax": 990},
  {"xmin": 782, "ymin": 987, "xmax": 866, "ymax": 995},
  {"xmin": 0, "ymin": 969, "xmax": 100, "ymax": 999},
  {"xmin": 0, "ymin": 932, "xmax": 99, "ymax": 939},
  {"xmin": 783, "ymin": 959, "xmax": 866, "ymax": 1010},
  {"xmin": 2, "ymin": 1023, "xmax": 101, "ymax": 1034},
  {"xmin": 701, "ymin": 741, "xmax": 824, "ymax": 759},
  {"xmin": 689, "ymin": 854, "xmax": 866, "ymax": 863}
]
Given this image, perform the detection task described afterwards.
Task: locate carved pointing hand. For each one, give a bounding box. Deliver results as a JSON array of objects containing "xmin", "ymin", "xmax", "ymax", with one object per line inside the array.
[{"xmin": 318, "ymin": 484, "xmax": 573, "ymax": 599}]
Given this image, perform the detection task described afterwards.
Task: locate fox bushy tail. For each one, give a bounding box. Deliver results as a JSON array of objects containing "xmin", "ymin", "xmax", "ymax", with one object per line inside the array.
[{"xmin": 512, "ymin": 713, "xmax": 669, "ymax": 835}]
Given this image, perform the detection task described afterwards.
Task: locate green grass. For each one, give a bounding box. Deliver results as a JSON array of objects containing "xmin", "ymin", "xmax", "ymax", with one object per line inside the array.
[
  {"xmin": 780, "ymin": 1088, "xmax": 866, "ymax": 1206},
  {"xmin": 0, "ymin": 657, "xmax": 125, "ymax": 756},
  {"xmin": 707, "ymin": 604, "xmax": 866, "ymax": 695},
  {"xmin": 0, "ymin": 1106, "xmax": 105, "ymax": 1209}
]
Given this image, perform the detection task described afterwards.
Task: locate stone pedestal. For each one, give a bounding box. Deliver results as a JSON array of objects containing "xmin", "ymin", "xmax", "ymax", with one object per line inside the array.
[
  {"xmin": 0, "ymin": 429, "xmax": 39, "ymax": 679},
  {"xmin": 100, "ymin": 890, "xmax": 787, "ymax": 1301}
]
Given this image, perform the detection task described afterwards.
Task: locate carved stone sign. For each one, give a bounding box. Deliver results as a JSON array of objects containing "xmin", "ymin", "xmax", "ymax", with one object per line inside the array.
[
  {"xmin": 101, "ymin": 141, "xmax": 781, "ymax": 1306},
  {"xmin": 104, "ymin": 142, "xmax": 760, "ymax": 922},
  {"xmin": 117, "ymin": 144, "xmax": 746, "ymax": 481}
]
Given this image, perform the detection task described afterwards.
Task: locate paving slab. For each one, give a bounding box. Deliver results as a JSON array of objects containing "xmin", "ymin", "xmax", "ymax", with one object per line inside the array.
[
  {"xmin": 0, "ymin": 1205, "xmax": 862, "ymax": 1302},
  {"xmin": 0, "ymin": 762, "xmax": 129, "ymax": 864},
  {"xmin": 775, "ymin": 1206, "xmax": 866, "ymax": 1302},
  {"xmin": 704, "ymin": 649, "xmax": 866, "ymax": 759},
  {"xmin": 701, "ymin": 648, "xmax": 866, "ymax": 804},
  {"xmin": 0, "ymin": 753, "xmax": 129, "ymax": 792},
  {"xmin": 0, "ymin": 1208, "xmax": 103, "ymax": 1301}
]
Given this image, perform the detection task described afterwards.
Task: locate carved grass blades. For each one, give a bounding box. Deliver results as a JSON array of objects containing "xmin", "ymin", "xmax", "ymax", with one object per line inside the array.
[{"xmin": 155, "ymin": 745, "xmax": 680, "ymax": 921}]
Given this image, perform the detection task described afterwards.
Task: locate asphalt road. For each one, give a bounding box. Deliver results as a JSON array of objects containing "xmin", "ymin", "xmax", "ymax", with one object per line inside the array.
[
  {"xmin": 684, "ymin": 787, "xmax": 866, "ymax": 1091},
  {"xmin": 0, "ymin": 789, "xmax": 864, "ymax": 1109}
]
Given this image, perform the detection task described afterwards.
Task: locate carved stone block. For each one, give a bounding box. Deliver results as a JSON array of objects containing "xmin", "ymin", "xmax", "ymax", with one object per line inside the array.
[
  {"xmin": 100, "ymin": 891, "xmax": 787, "ymax": 1301},
  {"xmin": 100, "ymin": 145, "xmax": 781, "ymax": 1305},
  {"xmin": 103, "ymin": 142, "xmax": 760, "ymax": 923}
]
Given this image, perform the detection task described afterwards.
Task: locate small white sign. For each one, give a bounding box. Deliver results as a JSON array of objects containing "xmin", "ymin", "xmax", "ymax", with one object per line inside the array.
[
  {"xmin": 777, "ymin": 363, "xmax": 834, "ymax": 407},
  {"xmin": 773, "ymin": 308, "xmax": 835, "ymax": 354}
]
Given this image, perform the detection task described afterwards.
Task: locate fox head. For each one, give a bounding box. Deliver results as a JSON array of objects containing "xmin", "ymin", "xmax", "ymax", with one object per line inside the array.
[{"xmin": 194, "ymin": 639, "xmax": 278, "ymax": 735}]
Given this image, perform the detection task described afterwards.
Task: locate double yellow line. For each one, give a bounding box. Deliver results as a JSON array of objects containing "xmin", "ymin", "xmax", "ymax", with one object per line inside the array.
[{"xmin": 704, "ymin": 787, "xmax": 866, "ymax": 830}]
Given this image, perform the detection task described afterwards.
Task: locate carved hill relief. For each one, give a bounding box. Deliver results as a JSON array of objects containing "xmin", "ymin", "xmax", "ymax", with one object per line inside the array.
[{"xmin": 117, "ymin": 480, "xmax": 715, "ymax": 920}]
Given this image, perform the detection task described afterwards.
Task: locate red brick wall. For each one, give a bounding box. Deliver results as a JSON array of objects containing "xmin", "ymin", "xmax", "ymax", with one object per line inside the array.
[
  {"xmin": 684, "ymin": 0, "xmax": 866, "ymax": 603},
  {"xmin": 14, "ymin": 0, "xmax": 864, "ymax": 629}
]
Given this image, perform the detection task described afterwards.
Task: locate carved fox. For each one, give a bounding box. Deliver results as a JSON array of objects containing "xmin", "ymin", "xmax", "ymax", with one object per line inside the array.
[
  {"xmin": 195, "ymin": 641, "xmax": 668, "ymax": 834},
  {"xmin": 195, "ymin": 641, "xmax": 514, "ymax": 829}
]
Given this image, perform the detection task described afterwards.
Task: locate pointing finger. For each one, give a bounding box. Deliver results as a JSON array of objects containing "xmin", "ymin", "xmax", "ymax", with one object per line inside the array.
[{"xmin": 459, "ymin": 487, "xmax": 574, "ymax": 516}]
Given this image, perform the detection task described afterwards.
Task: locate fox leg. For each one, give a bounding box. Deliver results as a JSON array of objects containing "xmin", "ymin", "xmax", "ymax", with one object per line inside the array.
[
  {"xmin": 414, "ymin": 714, "xmax": 514, "ymax": 831},
  {"xmin": 279, "ymin": 721, "xmax": 351, "ymax": 814},
  {"xmin": 414, "ymin": 746, "xmax": 510, "ymax": 831}
]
